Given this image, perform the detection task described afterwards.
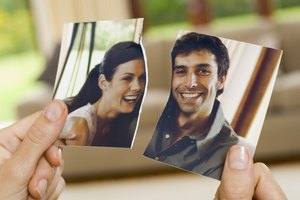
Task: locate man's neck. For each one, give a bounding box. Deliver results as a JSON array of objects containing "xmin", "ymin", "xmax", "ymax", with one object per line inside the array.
[{"xmin": 177, "ymin": 112, "xmax": 211, "ymax": 138}]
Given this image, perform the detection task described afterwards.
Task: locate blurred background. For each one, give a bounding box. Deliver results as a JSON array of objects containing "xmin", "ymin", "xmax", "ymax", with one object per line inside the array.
[{"xmin": 0, "ymin": 0, "xmax": 300, "ymax": 199}]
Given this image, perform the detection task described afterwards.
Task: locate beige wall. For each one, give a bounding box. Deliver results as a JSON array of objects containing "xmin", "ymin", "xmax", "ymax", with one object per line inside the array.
[{"xmin": 29, "ymin": 0, "xmax": 131, "ymax": 59}]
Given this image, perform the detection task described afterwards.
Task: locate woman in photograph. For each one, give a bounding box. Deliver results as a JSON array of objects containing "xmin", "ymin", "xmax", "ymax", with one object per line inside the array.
[{"xmin": 59, "ymin": 41, "xmax": 146, "ymax": 147}]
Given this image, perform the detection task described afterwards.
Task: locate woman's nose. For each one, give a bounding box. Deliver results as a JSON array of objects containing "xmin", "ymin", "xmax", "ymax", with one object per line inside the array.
[{"xmin": 131, "ymin": 79, "xmax": 142, "ymax": 91}]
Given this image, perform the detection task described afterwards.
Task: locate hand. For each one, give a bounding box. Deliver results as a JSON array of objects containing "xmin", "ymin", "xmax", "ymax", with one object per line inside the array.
[
  {"xmin": 0, "ymin": 100, "xmax": 68, "ymax": 200},
  {"xmin": 215, "ymin": 145, "xmax": 287, "ymax": 200}
]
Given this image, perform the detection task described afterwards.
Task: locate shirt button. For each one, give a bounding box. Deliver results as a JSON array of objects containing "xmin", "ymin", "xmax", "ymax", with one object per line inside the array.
[
  {"xmin": 165, "ymin": 134, "xmax": 170, "ymax": 139},
  {"xmin": 154, "ymin": 157, "xmax": 160, "ymax": 161}
]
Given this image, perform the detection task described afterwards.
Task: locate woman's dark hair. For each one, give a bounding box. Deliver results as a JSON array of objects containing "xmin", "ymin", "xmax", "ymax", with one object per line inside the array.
[
  {"xmin": 65, "ymin": 41, "xmax": 145, "ymax": 147},
  {"xmin": 65, "ymin": 41, "xmax": 144, "ymax": 113}
]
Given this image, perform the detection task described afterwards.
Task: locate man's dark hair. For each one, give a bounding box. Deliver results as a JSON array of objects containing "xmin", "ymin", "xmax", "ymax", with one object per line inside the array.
[{"xmin": 171, "ymin": 32, "xmax": 230, "ymax": 96}]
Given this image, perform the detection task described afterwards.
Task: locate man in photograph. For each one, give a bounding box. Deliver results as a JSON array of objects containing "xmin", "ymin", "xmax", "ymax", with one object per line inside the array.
[{"xmin": 144, "ymin": 32, "xmax": 253, "ymax": 180}]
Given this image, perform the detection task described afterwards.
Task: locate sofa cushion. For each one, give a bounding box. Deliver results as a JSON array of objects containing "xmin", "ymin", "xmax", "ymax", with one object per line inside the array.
[
  {"xmin": 278, "ymin": 20, "xmax": 300, "ymax": 73},
  {"xmin": 269, "ymin": 70, "xmax": 300, "ymax": 111}
]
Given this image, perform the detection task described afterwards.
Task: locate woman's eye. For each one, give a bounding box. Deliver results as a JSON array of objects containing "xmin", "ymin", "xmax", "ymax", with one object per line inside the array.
[
  {"xmin": 139, "ymin": 74, "xmax": 146, "ymax": 83},
  {"xmin": 122, "ymin": 76, "xmax": 133, "ymax": 81}
]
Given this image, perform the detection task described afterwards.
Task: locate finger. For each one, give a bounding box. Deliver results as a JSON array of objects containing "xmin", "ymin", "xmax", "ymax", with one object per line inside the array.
[
  {"xmin": 1, "ymin": 111, "xmax": 40, "ymax": 137},
  {"xmin": 215, "ymin": 145, "xmax": 255, "ymax": 200},
  {"xmin": 28, "ymin": 147, "xmax": 63, "ymax": 198},
  {"xmin": 47, "ymin": 177, "xmax": 66, "ymax": 200},
  {"xmin": 0, "ymin": 112, "xmax": 41, "ymax": 154},
  {"xmin": 28, "ymin": 157, "xmax": 57, "ymax": 199},
  {"xmin": 45, "ymin": 145, "xmax": 63, "ymax": 167},
  {"xmin": 12, "ymin": 100, "xmax": 67, "ymax": 176},
  {"xmin": 45, "ymin": 164, "xmax": 65, "ymax": 200},
  {"xmin": 253, "ymin": 163, "xmax": 287, "ymax": 200}
]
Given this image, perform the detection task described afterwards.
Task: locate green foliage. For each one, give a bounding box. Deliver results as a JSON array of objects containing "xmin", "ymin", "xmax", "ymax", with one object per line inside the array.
[
  {"xmin": 0, "ymin": 2, "xmax": 35, "ymax": 57},
  {"xmin": 0, "ymin": 0, "xmax": 27, "ymax": 11},
  {"xmin": 278, "ymin": 0, "xmax": 300, "ymax": 8},
  {"xmin": 0, "ymin": 51, "xmax": 44, "ymax": 120},
  {"xmin": 211, "ymin": 0, "xmax": 254, "ymax": 17},
  {"xmin": 141, "ymin": 0, "xmax": 186, "ymax": 26},
  {"xmin": 94, "ymin": 19, "xmax": 138, "ymax": 50},
  {"xmin": 142, "ymin": 0, "xmax": 300, "ymax": 28}
]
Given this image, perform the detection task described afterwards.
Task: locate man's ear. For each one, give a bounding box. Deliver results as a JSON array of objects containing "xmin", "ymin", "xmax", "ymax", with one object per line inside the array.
[
  {"xmin": 98, "ymin": 74, "xmax": 109, "ymax": 91},
  {"xmin": 217, "ymin": 75, "xmax": 226, "ymax": 90}
]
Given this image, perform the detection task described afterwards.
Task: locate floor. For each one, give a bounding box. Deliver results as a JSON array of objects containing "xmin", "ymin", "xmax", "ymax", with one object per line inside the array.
[{"xmin": 59, "ymin": 161, "xmax": 300, "ymax": 200}]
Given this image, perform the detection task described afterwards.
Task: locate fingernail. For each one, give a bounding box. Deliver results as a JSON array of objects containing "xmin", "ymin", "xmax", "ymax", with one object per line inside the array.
[
  {"xmin": 228, "ymin": 145, "xmax": 249, "ymax": 170},
  {"xmin": 37, "ymin": 179, "xmax": 47, "ymax": 197},
  {"xmin": 45, "ymin": 101, "xmax": 63, "ymax": 122},
  {"xmin": 57, "ymin": 147, "xmax": 63, "ymax": 165}
]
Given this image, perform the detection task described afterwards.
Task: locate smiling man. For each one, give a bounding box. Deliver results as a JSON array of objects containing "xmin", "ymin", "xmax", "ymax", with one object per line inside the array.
[{"xmin": 144, "ymin": 32, "xmax": 252, "ymax": 180}]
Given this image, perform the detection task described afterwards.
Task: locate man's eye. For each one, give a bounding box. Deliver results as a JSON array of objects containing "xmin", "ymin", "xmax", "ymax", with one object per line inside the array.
[
  {"xmin": 174, "ymin": 69, "xmax": 186, "ymax": 75},
  {"xmin": 198, "ymin": 69, "xmax": 210, "ymax": 75}
]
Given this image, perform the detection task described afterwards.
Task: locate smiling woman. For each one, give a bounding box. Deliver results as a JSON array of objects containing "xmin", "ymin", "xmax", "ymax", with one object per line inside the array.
[
  {"xmin": 54, "ymin": 19, "xmax": 146, "ymax": 148},
  {"xmin": 53, "ymin": 19, "xmax": 146, "ymax": 148},
  {"xmin": 59, "ymin": 41, "xmax": 146, "ymax": 148}
]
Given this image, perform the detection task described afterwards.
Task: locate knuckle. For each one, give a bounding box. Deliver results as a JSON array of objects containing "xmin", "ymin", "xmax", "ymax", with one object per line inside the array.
[
  {"xmin": 224, "ymin": 183, "xmax": 253, "ymax": 200},
  {"xmin": 27, "ymin": 122, "xmax": 51, "ymax": 146},
  {"xmin": 36, "ymin": 158, "xmax": 56, "ymax": 181}
]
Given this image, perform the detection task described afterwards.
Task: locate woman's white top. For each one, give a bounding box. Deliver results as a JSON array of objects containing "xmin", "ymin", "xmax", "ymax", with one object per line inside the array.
[{"xmin": 61, "ymin": 103, "xmax": 97, "ymax": 145}]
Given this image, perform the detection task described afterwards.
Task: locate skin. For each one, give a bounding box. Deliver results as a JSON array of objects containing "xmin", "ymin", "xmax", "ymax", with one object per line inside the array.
[
  {"xmin": 172, "ymin": 50, "xmax": 225, "ymax": 140},
  {"xmin": 216, "ymin": 145, "xmax": 287, "ymax": 200},
  {"xmin": 0, "ymin": 100, "xmax": 67, "ymax": 200},
  {"xmin": 62, "ymin": 58, "xmax": 146, "ymax": 145},
  {"xmin": 64, "ymin": 117, "xmax": 89, "ymax": 146},
  {"xmin": 0, "ymin": 102, "xmax": 287, "ymax": 199},
  {"xmin": 97, "ymin": 58, "xmax": 146, "ymax": 117}
]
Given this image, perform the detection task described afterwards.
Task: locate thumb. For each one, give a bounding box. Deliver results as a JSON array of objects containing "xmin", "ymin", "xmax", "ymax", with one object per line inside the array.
[
  {"xmin": 12, "ymin": 100, "xmax": 67, "ymax": 176},
  {"xmin": 215, "ymin": 145, "xmax": 255, "ymax": 200}
]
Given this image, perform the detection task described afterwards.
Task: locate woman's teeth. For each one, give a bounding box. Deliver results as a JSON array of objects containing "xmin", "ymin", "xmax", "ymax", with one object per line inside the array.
[{"xmin": 124, "ymin": 95, "xmax": 138, "ymax": 101}]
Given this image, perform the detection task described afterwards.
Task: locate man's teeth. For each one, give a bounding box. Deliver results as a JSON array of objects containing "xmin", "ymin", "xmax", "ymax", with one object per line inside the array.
[
  {"xmin": 124, "ymin": 95, "xmax": 138, "ymax": 100},
  {"xmin": 182, "ymin": 93, "xmax": 200, "ymax": 98}
]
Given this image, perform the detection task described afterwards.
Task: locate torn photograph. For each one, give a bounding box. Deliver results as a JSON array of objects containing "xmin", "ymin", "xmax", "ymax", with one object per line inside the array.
[
  {"xmin": 53, "ymin": 18, "xmax": 146, "ymax": 148},
  {"xmin": 144, "ymin": 30, "xmax": 282, "ymax": 180}
]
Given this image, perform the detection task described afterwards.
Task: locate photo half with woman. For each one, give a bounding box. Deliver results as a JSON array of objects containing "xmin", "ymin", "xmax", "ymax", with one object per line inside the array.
[{"xmin": 53, "ymin": 19, "xmax": 146, "ymax": 148}]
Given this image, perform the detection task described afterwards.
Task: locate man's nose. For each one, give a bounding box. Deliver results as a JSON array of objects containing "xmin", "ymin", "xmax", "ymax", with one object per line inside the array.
[{"xmin": 186, "ymin": 73, "xmax": 197, "ymax": 88}]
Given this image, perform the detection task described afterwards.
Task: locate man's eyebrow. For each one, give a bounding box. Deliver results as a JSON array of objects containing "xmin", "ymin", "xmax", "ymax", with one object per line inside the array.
[
  {"xmin": 174, "ymin": 65, "xmax": 186, "ymax": 70},
  {"xmin": 196, "ymin": 63, "xmax": 211, "ymax": 68}
]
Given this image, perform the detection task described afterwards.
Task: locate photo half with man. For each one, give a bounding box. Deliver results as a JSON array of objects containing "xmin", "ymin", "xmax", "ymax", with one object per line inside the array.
[
  {"xmin": 144, "ymin": 30, "xmax": 283, "ymax": 180},
  {"xmin": 52, "ymin": 18, "xmax": 147, "ymax": 148}
]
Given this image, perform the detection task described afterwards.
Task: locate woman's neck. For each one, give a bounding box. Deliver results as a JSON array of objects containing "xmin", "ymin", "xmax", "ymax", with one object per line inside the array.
[{"xmin": 93, "ymin": 98, "xmax": 119, "ymax": 119}]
